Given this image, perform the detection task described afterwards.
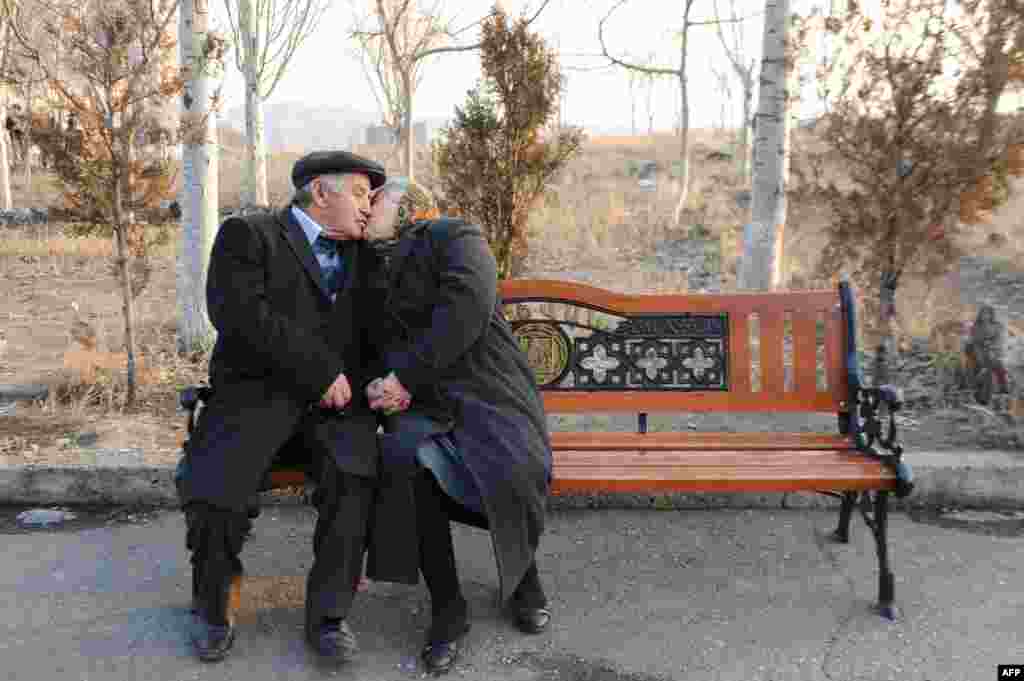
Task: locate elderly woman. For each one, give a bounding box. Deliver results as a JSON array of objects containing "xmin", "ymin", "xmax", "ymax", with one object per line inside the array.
[{"xmin": 365, "ymin": 181, "xmax": 553, "ymax": 676}]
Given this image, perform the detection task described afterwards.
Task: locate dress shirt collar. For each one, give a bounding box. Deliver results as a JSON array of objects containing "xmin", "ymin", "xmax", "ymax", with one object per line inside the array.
[{"xmin": 291, "ymin": 204, "xmax": 325, "ymax": 248}]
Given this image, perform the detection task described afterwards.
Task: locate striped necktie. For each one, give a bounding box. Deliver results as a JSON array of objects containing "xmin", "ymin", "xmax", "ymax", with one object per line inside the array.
[{"xmin": 313, "ymin": 234, "xmax": 345, "ymax": 294}]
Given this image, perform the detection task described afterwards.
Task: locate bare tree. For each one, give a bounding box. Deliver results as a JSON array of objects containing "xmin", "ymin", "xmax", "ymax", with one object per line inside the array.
[
  {"xmin": 626, "ymin": 64, "xmax": 639, "ymax": 135},
  {"xmin": 598, "ymin": 0, "xmax": 755, "ymax": 226},
  {"xmin": 351, "ymin": 0, "xmax": 551, "ymax": 183},
  {"xmin": 222, "ymin": 0, "xmax": 328, "ymax": 208},
  {"xmin": 793, "ymin": 0, "xmax": 1024, "ymax": 384},
  {"xmin": 711, "ymin": 0, "xmax": 756, "ymax": 185},
  {"xmin": 710, "ymin": 62, "xmax": 732, "ymax": 130},
  {"xmin": 737, "ymin": 0, "xmax": 792, "ymax": 291},
  {"xmin": 9, "ymin": 0, "xmax": 185, "ymax": 405},
  {"xmin": 179, "ymin": 0, "xmax": 225, "ymax": 353}
]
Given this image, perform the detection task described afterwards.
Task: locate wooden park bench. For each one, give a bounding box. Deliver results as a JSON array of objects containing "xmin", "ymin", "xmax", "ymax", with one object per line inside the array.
[{"xmin": 179, "ymin": 280, "xmax": 913, "ymax": 619}]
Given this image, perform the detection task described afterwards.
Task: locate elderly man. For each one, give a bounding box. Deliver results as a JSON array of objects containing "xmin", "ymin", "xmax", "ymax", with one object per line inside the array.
[
  {"xmin": 365, "ymin": 182, "xmax": 553, "ymax": 676},
  {"xmin": 178, "ymin": 151, "xmax": 384, "ymax": 663}
]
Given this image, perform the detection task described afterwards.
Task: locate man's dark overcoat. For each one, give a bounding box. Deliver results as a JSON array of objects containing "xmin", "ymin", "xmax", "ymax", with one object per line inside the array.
[
  {"xmin": 182, "ymin": 208, "xmax": 379, "ymax": 512},
  {"xmin": 369, "ymin": 218, "xmax": 553, "ymax": 605}
]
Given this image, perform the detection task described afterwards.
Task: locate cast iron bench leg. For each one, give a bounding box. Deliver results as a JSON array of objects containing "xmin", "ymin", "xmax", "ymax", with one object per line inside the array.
[
  {"xmin": 871, "ymin": 490, "xmax": 897, "ymax": 620},
  {"xmin": 831, "ymin": 491, "xmax": 858, "ymax": 543}
]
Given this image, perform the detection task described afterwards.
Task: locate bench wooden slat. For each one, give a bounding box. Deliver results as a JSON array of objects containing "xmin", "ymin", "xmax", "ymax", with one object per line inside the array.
[
  {"xmin": 500, "ymin": 280, "xmax": 840, "ymax": 316},
  {"xmin": 540, "ymin": 391, "xmax": 841, "ymax": 413},
  {"xmin": 552, "ymin": 476, "xmax": 895, "ymax": 494},
  {"xmin": 267, "ymin": 470, "xmax": 308, "ymax": 487},
  {"xmin": 552, "ymin": 449, "xmax": 896, "ymax": 494},
  {"xmin": 792, "ymin": 310, "xmax": 820, "ymax": 399},
  {"xmin": 824, "ymin": 302, "xmax": 846, "ymax": 398},
  {"xmin": 729, "ymin": 311, "xmax": 752, "ymax": 395},
  {"xmin": 760, "ymin": 310, "xmax": 786, "ymax": 395},
  {"xmin": 550, "ymin": 431, "xmax": 853, "ymax": 450},
  {"xmin": 553, "ymin": 462, "xmax": 893, "ymax": 479},
  {"xmin": 553, "ymin": 451, "xmax": 873, "ymax": 466}
]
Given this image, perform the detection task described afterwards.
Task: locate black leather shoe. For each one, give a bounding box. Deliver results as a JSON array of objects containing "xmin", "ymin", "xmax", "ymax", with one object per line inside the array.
[
  {"xmin": 307, "ymin": 618, "xmax": 358, "ymax": 662},
  {"xmin": 512, "ymin": 606, "xmax": 551, "ymax": 634},
  {"xmin": 191, "ymin": 619, "xmax": 235, "ymax": 662},
  {"xmin": 421, "ymin": 621, "xmax": 470, "ymax": 675}
]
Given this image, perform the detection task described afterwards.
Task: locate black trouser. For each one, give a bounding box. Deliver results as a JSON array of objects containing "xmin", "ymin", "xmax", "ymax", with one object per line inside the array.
[
  {"xmin": 306, "ymin": 460, "xmax": 375, "ymax": 626},
  {"xmin": 413, "ymin": 469, "xmax": 546, "ymax": 643},
  {"xmin": 185, "ymin": 503, "xmax": 251, "ymax": 626},
  {"xmin": 185, "ymin": 459, "xmax": 375, "ymax": 627}
]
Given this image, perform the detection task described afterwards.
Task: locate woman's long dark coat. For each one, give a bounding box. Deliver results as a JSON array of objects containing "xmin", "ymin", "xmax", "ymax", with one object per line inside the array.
[{"xmin": 369, "ymin": 218, "xmax": 553, "ymax": 605}]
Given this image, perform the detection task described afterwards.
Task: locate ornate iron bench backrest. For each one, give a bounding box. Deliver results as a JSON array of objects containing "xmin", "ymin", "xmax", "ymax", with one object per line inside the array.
[{"xmin": 499, "ymin": 280, "xmax": 857, "ymax": 415}]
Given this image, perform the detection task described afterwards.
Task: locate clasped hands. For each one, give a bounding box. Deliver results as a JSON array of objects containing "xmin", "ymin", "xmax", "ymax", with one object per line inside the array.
[{"xmin": 319, "ymin": 371, "xmax": 411, "ymax": 415}]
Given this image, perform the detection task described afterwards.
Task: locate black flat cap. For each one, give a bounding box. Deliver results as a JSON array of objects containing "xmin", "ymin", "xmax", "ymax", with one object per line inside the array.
[{"xmin": 292, "ymin": 150, "xmax": 386, "ymax": 190}]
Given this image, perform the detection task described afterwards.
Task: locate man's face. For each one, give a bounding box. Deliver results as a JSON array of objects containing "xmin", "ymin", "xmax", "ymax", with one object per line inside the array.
[{"xmin": 309, "ymin": 173, "xmax": 372, "ymax": 241}]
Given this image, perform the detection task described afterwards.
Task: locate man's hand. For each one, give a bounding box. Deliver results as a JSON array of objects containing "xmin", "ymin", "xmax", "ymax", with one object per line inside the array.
[
  {"xmin": 367, "ymin": 372, "xmax": 411, "ymax": 414},
  {"xmin": 320, "ymin": 372, "xmax": 352, "ymax": 410}
]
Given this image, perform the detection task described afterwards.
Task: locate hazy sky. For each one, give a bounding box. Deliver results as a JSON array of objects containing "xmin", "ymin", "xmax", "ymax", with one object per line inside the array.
[{"xmin": 211, "ymin": 0, "xmax": 826, "ymax": 133}]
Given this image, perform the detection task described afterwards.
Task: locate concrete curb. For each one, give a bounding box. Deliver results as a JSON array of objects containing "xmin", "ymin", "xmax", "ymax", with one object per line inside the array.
[{"xmin": 1, "ymin": 449, "xmax": 1023, "ymax": 510}]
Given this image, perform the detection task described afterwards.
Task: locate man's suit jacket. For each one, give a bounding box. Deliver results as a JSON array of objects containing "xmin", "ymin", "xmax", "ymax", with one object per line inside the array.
[{"xmin": 184, "ymin": 207, "xmax": 379, "ymax": 511}]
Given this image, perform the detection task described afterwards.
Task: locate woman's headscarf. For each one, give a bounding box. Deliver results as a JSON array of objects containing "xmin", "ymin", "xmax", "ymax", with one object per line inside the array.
[
  {"xmin": 371, "ymin": 180, "xmax": 439, "ymax": 260},
  {"xmin": 395, "ymin": 180, "xmax": 439, "ymax": 236}
]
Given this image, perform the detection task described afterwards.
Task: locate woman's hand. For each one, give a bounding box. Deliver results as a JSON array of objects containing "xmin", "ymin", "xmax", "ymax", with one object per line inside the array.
[{"xmin": 367, "ymin": 372, "xmax": 411, "ymax": 414}]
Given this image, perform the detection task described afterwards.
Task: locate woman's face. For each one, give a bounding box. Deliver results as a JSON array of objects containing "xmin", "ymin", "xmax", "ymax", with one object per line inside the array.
[{"xmin": 366, "ymin": 178, "xmax": 409, "ymax": 240}]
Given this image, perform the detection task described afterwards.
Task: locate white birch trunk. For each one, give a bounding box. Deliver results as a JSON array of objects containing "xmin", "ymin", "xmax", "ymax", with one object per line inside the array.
[
  {"xmin": 22, "ymin": 80, "xmax": 31, "ymax": 189},
  {"xmin": 738, "ymin": 0, "xmax": 789, "ymax": 291},
  {"xmin": 403, "ymin": 75, "xmax": 415, "ymax": 183},
  {"xmin": 0, "ymin": 20, "xmax": 11, "ymax": 210},
  {"xmin": 177, "ymin": 0, "xmax": 220, "ymax": 353},
  {"xmin": 240, "ymin": 0, "xmax": 267, "ymax": 209},
  {"xmin": 0, "ymin": 97, "xmax": 11, "ymax": 211},
  {"xmin": 739, "ymin": 81, "xmax": 752, "ymax": 186}
]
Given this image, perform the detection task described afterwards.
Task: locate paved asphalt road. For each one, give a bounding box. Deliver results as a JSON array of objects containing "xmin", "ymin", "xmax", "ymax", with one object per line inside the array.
[{"xmin": 1, "ymin": 503, "xmax": 1022, "ymax": 681}]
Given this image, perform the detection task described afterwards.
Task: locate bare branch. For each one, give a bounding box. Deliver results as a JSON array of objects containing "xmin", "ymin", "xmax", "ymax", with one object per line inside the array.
[{"xmin": 597, "ymin": 0, "xmax": 679, "ymax": 77}]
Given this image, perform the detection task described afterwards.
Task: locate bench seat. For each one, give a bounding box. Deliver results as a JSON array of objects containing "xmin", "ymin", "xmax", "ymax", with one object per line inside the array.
[
  {"xmin": 547, "ymin": 431, "xmax": 896, "ymax": 493},
  {"xmin": 548, "ymin": 431, "xmax": 855, "ymax": 450},
  {"xmin": 551, "ymin": 449, "xmax": 896, "ymax": 494},
  {"xmin": 266, "ymin": 438, "xmax": 896, "ymax": 495}
]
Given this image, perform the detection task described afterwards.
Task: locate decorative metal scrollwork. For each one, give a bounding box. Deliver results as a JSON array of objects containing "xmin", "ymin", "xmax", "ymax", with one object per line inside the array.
[
  {"xmin": 511, "ymin": 313, "xmax": 729, "ymax": 391},
  {"xmin": 512, "ymin": 321, "xmax": 573, "ymax": 388}
]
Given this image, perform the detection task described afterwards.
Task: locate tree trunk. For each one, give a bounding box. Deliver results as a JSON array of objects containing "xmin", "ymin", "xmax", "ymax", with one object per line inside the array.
[
  {"xmin": 240, "ymin": 0, "xmax": 267, "ymax": 209},
  {"xmin": 111, "ymin": 162, "xmax": 138, "ymax": 406},
  {"xmin": 402, "ymin": 72, "xmax": 414, "ymax": 182},
  {"xmin": 0, "ymin": 90, "xmax": 11, "ymax": 210},
  {"xmin": 872, "ymin": 268, "xmax": 899, "ymax": 387},
  {"xmin": 629, "ymin": 77, "xmax": 636, "ymax": 135},
  {"xmin": 22, "ymin": 79, "xmax": 31, "ymax": 189},
  {"xmin": 739, "ymin": 77, "xmax": 752, "ymax": 186},
  {"xmin": 0, "ymin": 21, "xmax": 12, "ymax": 210},
  {"xmin": 738, "ymin": 0, "xmax": 789, "ymax": 291},
  {"xmin": 177, "ymin": 0, "xmax": 219, "ymax": 353},
  {"xmin": 671, "ymin": 22, "xmax": 691, "ymax": 227}
]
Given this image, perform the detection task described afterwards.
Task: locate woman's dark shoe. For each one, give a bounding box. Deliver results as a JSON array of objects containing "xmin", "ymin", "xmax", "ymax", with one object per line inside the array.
[
  {"xmin": 306, "ymin": 618, "xmax": 358, "ymax": 662},
  {"xmin": 191, "ymin": 620, "xmax": 236, "ymax": 662},
  {"xmin": 420, "ymin": 622, "xmax": 470, "ymax": 676},
  {"xmin": 512, "ymin": 606, "xmax": 551, "ymax": 634}
]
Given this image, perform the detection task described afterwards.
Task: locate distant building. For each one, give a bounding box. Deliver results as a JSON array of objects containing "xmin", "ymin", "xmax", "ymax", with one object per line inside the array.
[{"xmin": 364, "ymin": 121, "xmax": 429, "ymax": 145}]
